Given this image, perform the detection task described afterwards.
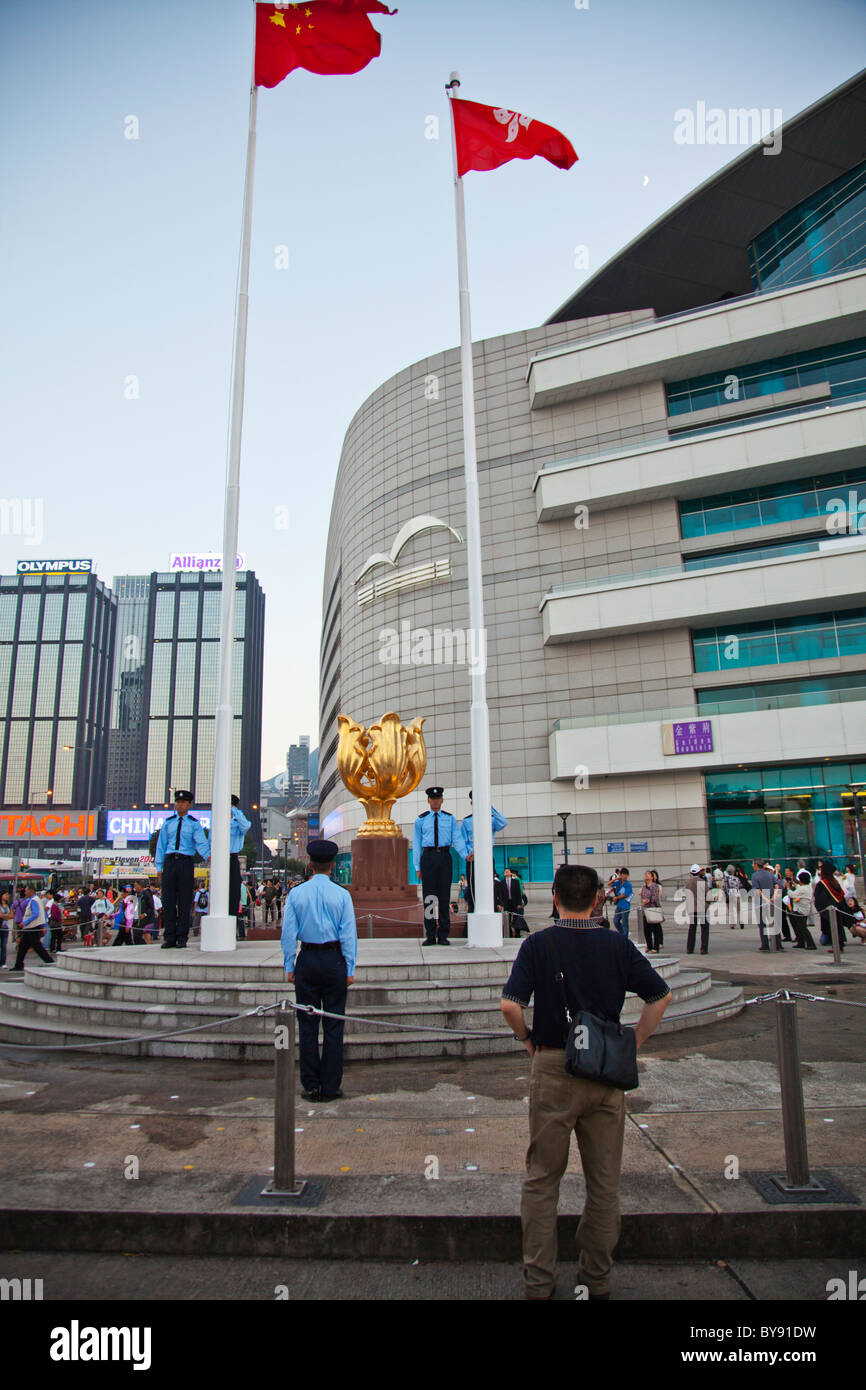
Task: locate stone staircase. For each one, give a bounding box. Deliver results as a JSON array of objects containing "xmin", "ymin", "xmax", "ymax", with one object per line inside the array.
[{"xmin": 0, "ymin": 941, "xmax": 744, "ymax": 1061}]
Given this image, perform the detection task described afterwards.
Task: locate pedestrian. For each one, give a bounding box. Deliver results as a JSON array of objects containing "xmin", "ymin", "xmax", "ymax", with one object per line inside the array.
[
  {"xmin": 500, "ymin": 863, "xmax": 671, "ymax": 1301},
  {"xmin": 193, "ymin": 885, "xmax": 209, "ymax": 934},
  {"xmin": 611, "ymin": 867, "xmax": 632, "ymax": 938},
  {"xmin": 91, "ymin": 887, "xmax": 110, "ymax": 946},
  {"xmin": 813, "ymin": 861, "xmax": 857, "ymax": 952},
  {"xmin": 0, "ymin": 891, "xmax": 12, "ymax": 969},
  {"xmin": 786, "ymin": 871, "xmax": 817, "ymax": 950},
  {"xmin": 134, "ymin": 878, "xmax": 157, "ymax": 944},
  {"xmin": 76, "ymin": 884, "xmax": 95, "ymax": 944},
  {"xmin": 723, "ymin": 864, "xmax": 744, "ymax": 929},
  {"xmin": 282, "ymin": 839, "xmax": 357, "ymax": 1103},
  {"xmin": 841, "ymin": 864, "xmax": 857, "ymax": 898},
  {"xmin": 237, "ymin": 879, "xmax": 249, "ymax": 940},
  {"xmin": 639, "ymin": 870, "xmax": 663, "ymax": 953},
  {"xmin": 502, "ymin": 867, "xmax": 529, "ymax": 937},
  {"xmin": 461, "ymin": 790, "xmax": 507, "ymax": 914},
  {"xmin": 10, "ymin": 888, "xmax": 54, "ymax": 971},
  {"xmin": 111, "ymin": 891, "xmax": 135, "ymax": 946},
  {"xmin": 229, "ymin": 794, "xmax": 251, "ymax": 927},
  {"xmin": 264, "ymin": 879, "xmax": 279, "ymax": 925},
  {"xmin": 413, "ymin": 786, "xmax": 468, "ymax": 946},
  {"xmin": 683, "ymin": 863, "xmax": 710, "ymax": 954},
  {"xmin": 751, "ymin": 858, "xmax": 784, "ymax": 953},
  {"xmin": 46, "ymin": 892, "xmax": 65, "ymax": 954},
  {"xmin": 154, "ymin": 790, "xmax": 211, "ymax": 949},
  {"xmin": 780, "ymin": 868, "xmax": 797, "ymax": 941}
]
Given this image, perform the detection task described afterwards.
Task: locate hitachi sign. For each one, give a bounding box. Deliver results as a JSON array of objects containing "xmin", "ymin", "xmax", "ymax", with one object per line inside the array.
[
  {"xmin": 0, "ymin": 812, "xmax": 95, "ymax": 840},
  {"xmin": 16, "ymin": 559, "xmax": 92, "ymax": 574}
]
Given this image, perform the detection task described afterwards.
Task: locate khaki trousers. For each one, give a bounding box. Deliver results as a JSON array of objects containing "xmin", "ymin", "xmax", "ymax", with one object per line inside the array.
[{"xmin": 521, "ymin": 1048, "xmax": 626, "ymax": 1297}]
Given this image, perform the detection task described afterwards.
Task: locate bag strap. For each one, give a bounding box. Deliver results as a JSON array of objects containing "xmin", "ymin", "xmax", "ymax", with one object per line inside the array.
[{"xmin": 546, "ymin": 929, "xmax": 578, "ymax": 1027}]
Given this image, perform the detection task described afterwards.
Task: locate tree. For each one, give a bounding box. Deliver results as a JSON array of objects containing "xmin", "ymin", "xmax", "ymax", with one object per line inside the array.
[{"xmin": 242, "ymin": 831, "xmax": 258, "ymax": 871}]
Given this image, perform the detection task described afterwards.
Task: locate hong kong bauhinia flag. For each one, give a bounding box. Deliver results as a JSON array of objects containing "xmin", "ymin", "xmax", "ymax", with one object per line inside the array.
[
  {"xmin": 450, "ymin": 97, "xmax": 578, "ymax": 177},
  {"xmin": 255, "ymin": 0, "xmax": 396, "ymax": 87}
]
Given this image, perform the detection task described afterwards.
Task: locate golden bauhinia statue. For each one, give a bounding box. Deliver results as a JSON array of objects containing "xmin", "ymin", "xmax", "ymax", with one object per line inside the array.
[{"xmin": 337, "ymin": 711, "xmax": 427, "ymax": 836}]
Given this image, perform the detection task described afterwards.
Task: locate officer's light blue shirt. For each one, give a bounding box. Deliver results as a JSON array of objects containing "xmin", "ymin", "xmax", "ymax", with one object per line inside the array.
[
  {"xmin": 461, "ymin": 806, "xmax": 507, "ymax": 855},
  {"xmin": 412, "ymin": 811, "xmax": 468, "ymax": 875},
  {"xmin": 281, "ymin": 874, "xmax": 357, "ymax": 976},
  {"xmin": 614, "ymin": 880, "xmax": 634, "ymax": 911},
  {"xmin": 154, "ymin": 813, "xmax": 211, "ymax": 869},
  {"xmin": 229, "ymin": 805, "xmax": 252, "ymax": 853}
]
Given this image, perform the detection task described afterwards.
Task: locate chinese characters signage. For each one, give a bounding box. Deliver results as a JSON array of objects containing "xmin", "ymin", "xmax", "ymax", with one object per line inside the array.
[{"xmin": 661, "ymin": 720, "xmax": 714, "ymax": 756}]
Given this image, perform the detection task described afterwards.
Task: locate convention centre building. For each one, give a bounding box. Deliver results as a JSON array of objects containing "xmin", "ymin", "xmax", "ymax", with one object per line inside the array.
[{"xmin": 318, "ymin": 70, "xmax": 866, "ymax": 890}]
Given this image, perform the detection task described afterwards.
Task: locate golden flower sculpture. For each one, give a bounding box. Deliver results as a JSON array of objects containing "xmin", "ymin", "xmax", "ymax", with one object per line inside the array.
[{"xmin": 337, "ymin": 711, "xmax": 427, "ymax": 836}]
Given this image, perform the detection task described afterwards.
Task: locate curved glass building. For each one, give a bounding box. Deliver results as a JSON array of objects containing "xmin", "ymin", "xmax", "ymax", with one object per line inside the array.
[{"xmin": 320, "ymin": 70, "xmax": 866, "ymax": 887}]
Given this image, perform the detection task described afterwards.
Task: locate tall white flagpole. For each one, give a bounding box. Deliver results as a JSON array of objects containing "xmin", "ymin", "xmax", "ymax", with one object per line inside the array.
[
  {"xmin": 446, "ymin": 74, "xmax": 500, "ymax": 949},
  {"xmin": 203, "ymin": 45, "xmax": 259, "ymax": 953}
]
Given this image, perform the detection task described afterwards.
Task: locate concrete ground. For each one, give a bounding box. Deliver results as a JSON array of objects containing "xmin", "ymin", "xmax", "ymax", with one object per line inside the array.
[
  {"xmin": 0, "ymin": 1250, "xmax": 861, "ymax": 1300},
  {"xmin": 0, "ymin": 929, "xmax": 863, "ymax": 1303}
]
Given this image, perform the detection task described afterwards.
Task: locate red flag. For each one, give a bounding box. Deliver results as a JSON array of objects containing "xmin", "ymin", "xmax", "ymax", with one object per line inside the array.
[
  {"xmin": 450, "ymin": 97, "xmax": 577, "ymax": 177},
  {"xmin": 255, "ymin": 1, "xmax": 396, "ymax": 87}
]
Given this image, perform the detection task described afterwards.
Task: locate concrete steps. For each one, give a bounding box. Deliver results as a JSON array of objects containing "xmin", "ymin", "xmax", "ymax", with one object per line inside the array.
[{"xmin": 0, "ymin": 940, "xmax": 744, "ymax": 1060}]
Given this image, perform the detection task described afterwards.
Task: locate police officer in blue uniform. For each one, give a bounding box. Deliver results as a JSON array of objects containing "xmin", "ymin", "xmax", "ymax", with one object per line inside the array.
[
  {"xmin": 282, "ymin": 839, "xmax": 357, "ymax": 1102},
  {"xmin": 229, "ymin": 794, "xmax": 251, "ymax": 925},
  {"xmin": 462, "ymin": 790, "xmax": 508, "ymax": 913},
  {"xmin": 154, "ymin": 791, "xmax": 211, "ymax": 949},
  {"xmin": 413, "ymin": 787, "xmax": 468, "ymax": 946}
]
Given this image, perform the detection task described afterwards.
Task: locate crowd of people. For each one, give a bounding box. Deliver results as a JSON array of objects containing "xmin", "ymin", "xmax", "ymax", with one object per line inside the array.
[
  {"xmin": 0, "ymin": 869, "xmax": 306, "ymax": 969},
  {"xmin": 541, "ymin": 857, "xmax": 866, "ymax": 957}
]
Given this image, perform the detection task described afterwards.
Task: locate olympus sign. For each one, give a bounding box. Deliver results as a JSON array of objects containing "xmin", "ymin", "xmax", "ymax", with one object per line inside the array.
[{"xmin": 16, "ymin": 559, "xmax": 92, "ymax": 574}]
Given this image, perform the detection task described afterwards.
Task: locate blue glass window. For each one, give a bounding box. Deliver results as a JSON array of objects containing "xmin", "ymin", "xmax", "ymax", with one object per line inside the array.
[
  {"xmin": 678, "ymin": 465, "xmax": 866, "ymax": 540},
  {"xmin": 693, "ymin": 611, "xmax": 866, "ymax": 672},
  {"xmin": 667, "ymin": 339, "xmax": 866, "ymax": 420},
  {"xmin": 748, "ymin": 161, "xmax": 866, "ymax": 292}
]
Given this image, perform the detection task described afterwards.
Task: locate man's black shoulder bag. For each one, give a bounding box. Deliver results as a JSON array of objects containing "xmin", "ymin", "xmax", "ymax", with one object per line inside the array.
[{"xmin": 546, "ymin": 931, "xmax": 639, "ymax": 1091}]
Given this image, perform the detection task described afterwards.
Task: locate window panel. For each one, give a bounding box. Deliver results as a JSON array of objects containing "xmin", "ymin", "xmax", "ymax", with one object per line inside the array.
[
  {"xmin": 18, "ymin": 595, "xmax": 41, "ymax": 640},
  {"xmin": 4, "ymin": 723, "xmax": 28, "ymax": 801},
  {"xmin": 149, "ymin": 645, "xmax": 173, "ymax": 717},
  {"xmin": 27, "ymin": 723, "xmax": 53, "ymax": 803},
  {"xmin": 65, "ymin": 593, "xmax": 87, "ymax": 640},
  {"xmin": 0, "ymin": 645, "xmax": 12, "ymax": 714},
  {"xmin": 170, "ymin": 720, "xmax": 193, "ymax": 790},
  {"xmin": 146, "ymin": 722, "xmax": 170, "ymax": 803},
  {"xmin": 177, "ymin": 591, "xmax": 199, "ymax": 640},
  {"xmin": 173, "ymin": 643, "xmax": 197, "ymax": 716},
  {"xmin": 0, "ymin": 594, "xmax": 19, "ymax": 640},
  {"xmin": 154, "ymin": 591, "xmax": 176, "ymax": 640},
  {"xmin": 35, "ymin": 644, "xmax": 59, "ymax": 716},
  {"xmin": 58, "ymin": 645, "xmax": 82, "ymax": 717},
  {"xmin": 41, "ymin": 593, "xmax": 64, "ymax": 640},
  {"xmin": 11, "ymin": 645, "xmax": 36, "ymax": 716}
]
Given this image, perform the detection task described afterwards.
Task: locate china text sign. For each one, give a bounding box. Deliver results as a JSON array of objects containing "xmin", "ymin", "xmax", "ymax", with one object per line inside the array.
[{"xmin": 662, "ymin": 720, "xmax": 713, "ymax": 756}]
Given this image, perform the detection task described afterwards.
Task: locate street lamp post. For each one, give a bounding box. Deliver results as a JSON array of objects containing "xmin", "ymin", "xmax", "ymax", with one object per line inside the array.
[
  {"xmin": 557, "ymin": 812, "xmax": 571, "ymax": 865},
  {"xmin": 64, "ymin": 745, "xmax": 94, "ymax": 884},
  {"xmin": 848, "ymin": 783, "xmax": 866, "ymax": 881}
]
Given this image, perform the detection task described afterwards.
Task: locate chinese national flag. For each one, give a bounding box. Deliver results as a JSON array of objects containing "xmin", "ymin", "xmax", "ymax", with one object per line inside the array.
[
  {"xmin": 450, "ymin": 97, "xmax": 578, "ymax": 177},
  {"xmin": 255, "ymin": 1, "xmax": 396, "ymax": 87}
]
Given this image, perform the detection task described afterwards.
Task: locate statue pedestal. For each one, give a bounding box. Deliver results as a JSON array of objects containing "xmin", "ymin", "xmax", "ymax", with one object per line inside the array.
[{"xmin": 348, "ymin": 835, "xmax": 465, "ymax": 939}]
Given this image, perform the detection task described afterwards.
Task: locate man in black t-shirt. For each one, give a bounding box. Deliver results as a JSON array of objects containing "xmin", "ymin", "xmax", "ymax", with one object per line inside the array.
[{"xmin": 501, "ymin": 863, "xmax": 671, "ymax": 1302}]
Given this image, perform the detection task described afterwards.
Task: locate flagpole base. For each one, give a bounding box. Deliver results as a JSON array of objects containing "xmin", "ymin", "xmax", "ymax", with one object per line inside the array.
[
  {"xmin": 467, "ymin": 911, "xmax": 502, "ymax": 949},
  {"xmin": 200, "ymin": 915, "xmax": 238, "ymax": 953}
]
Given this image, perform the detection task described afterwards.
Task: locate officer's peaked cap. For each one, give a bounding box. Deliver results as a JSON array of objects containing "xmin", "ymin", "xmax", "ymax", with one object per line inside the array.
[
  {"xmin": 307, "ymin": 839, "xmax": 339, "ymax": 863},
  {"xmin": 426, "ymin": 786, "xmax": 445, "ymax": 798},
  {"xmin": 174, "ymin": 789, "xmax": 194, "ymax": 803}
]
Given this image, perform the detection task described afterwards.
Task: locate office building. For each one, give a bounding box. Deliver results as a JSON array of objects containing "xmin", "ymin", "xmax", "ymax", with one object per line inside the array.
[{"xmin": 0, "ymin": 563, "xmax": 115, "ymax": 858}]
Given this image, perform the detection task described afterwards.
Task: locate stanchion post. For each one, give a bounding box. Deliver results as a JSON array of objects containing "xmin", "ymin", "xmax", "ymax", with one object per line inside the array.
[
  {"xmin": 262, "ymin": 1002, "xmax": 306, "ymax": 1198},
  {"xmin": 829, "ymin": 907, "xmax": 843, "ymax": 964},
  {"xmin": 771, "ymin": 994, "xmax": 825, "ymax": 1194},
  {"xmin": 367, "ymin": 913, "xmax": 374, "ymax": 939}
]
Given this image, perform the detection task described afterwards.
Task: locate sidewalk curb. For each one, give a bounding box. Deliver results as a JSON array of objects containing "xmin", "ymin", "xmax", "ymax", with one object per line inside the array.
[{"xmin": 1, "ymin": 1207, "xmax": 863, "ymax": 1261}]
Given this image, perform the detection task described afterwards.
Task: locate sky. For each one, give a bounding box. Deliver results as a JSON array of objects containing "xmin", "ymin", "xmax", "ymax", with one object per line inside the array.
[{"xmin": 1, "ymin": 0, "xmax": 864, "ymax": 780}]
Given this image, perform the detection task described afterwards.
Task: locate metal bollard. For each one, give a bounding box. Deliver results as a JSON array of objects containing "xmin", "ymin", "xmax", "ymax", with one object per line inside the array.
[
  {"xmin": 367, "ymin": 913, "xmax": 374, "ymax": 938},
  {"xmin": 261, "ymin": 1002, "xmax": 306, "ymax": 1198},
  {"xmin": 828, "ymin": 907, "xmax": 843, "ymax": 965},
  {"xmin": 771, "ymin": 995, "xmax": 825, "ymax": 1194}
]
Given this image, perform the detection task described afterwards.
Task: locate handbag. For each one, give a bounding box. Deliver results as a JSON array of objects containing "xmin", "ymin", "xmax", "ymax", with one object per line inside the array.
[
  {"xmin": 643, "ymin": 906, "xmax": 664, "ymax": 924},
  {"xmin": 546, "ymin": 932, "xmax": 639, "ymax": 1091}
]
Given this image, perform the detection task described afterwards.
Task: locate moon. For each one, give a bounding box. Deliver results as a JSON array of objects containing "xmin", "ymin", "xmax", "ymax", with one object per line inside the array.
[{"xmin": 642, "ymin": 175, "xmax": 649, "ymax": 186}]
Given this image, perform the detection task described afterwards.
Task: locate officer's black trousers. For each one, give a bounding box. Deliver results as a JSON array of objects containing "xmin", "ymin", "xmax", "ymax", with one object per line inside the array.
[
  {"xmin": 293, "ymin": 948, "xmax": 348, "ymax": 1095},
  {"xmin": 161, "ymin": 855, "xmax": 195, "ymax": 945},
  {"xmin": 420, "ymin": 848, "xmax": 453, "ymax": 942},
  {"xmin": 229, "ymin": 853, "xmax": 241, "ymax": 919}
]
